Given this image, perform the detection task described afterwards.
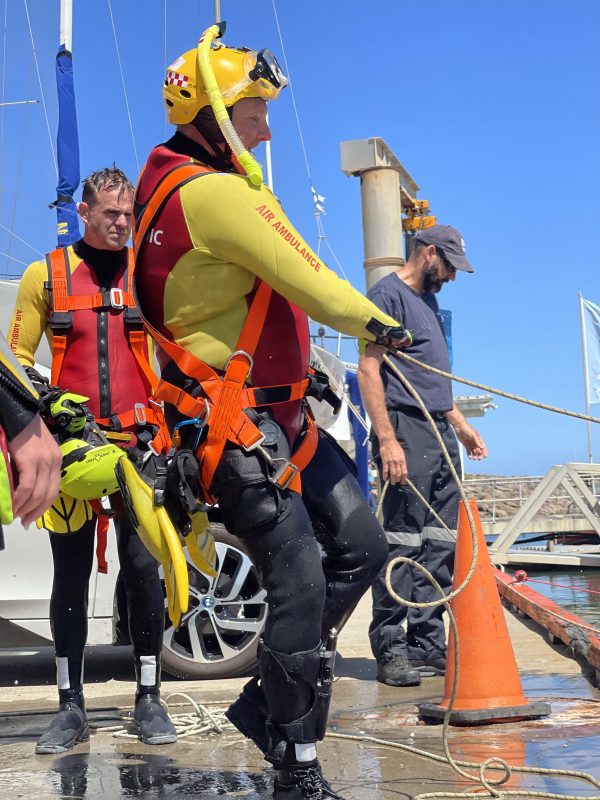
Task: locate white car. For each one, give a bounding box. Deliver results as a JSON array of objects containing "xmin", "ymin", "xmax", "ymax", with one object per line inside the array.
[
  {"xmin": 0, "ymin": 280, "xmax": 351, "ymax": 679},
  {"xmin": 0, "ymin": 516, "xmax": 267, "ymax": 679}
]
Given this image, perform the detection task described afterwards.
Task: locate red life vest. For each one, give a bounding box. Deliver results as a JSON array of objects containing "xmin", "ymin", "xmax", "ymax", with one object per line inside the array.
[
  {"xmin": 45, "ymin": 246, "xmax": 163, "ymax": 436},
  {"xmin": 133, "ymin": 162, "xmax": 319, "ymax": 503}
]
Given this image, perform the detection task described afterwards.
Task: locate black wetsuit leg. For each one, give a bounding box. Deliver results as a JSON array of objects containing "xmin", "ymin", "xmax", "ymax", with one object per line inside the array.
[
  {"xmin": 301, "ymin": 428, "xmax": 389, "ymax": 639},
  {"xmin": 216, "ymin": 418, "xmax": 387, "ymax": 766},
  {"xmin": 49, "ymin": 519, "xmax": 96, "ymax": 695},
  {"xmin": 111, "ymin": 494, "xmax": 165, "ymax": 695}
]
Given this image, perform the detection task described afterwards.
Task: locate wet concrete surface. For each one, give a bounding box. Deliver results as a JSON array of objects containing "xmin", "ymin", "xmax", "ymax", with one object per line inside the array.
[{"xmin": 1, "ymin": 599, "xmax": 600, "ymax": 798}]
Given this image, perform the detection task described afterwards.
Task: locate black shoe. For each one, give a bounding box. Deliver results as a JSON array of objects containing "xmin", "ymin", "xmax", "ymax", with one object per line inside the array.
[
  {"xmin": 410, "ymin": 656, "xmax": 446, "ymax": 676},
  {"xmin": 376, "ymin": 655, "xmax": 421, "ymax": 687},
  {"xmin": 274, "ymin": 760, "xmax": 346, "ymax": 799},
  {"xmin": 36, "ymin": 702, "xmax": 89, "ymax": 755},
  {"xmin": 225, "ymin": 676, "xmax": 269, "ymax": 754},
  {"xmin": 134, "ymin": 694, "xmax": 177, "ymax": 745}
]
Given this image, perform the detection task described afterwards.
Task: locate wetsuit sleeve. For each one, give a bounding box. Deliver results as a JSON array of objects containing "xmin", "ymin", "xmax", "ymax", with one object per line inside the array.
[
  {"xmin": 7, "ymin": 259, "xmax": 49, "ymax": 368},
  {"xmin": 0, "ymin": 332, "xmax": 40, "ymax": 440},
  {"xmin": 180, "ymin": 175, "xmax": 401, "ymax": 342}
]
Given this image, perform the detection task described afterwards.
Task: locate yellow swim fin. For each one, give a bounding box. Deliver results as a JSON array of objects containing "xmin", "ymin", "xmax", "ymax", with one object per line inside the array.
[
  {"xmin": 36, "ymin": 492, "xmax": 94, "ymax": 534},
  {"xmin": 156, "ymin": 505, "xmax": 189, "ymax": 616},
  {"xmin": 115, "ymin": 456, "xmax": 167, "ymax": 562},
  {"xmin": 116, "ymin": 455, "xmax": 189, "ymax": 627},
  {"xmin": 185, "ymin": 511, "xmax": 217, "ymax": 577}
]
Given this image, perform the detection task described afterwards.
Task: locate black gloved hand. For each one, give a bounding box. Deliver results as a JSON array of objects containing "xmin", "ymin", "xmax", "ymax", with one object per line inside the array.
[
  {"xmin": 366, "ymin": 318, "xmax": 413, "ymax": 349},
  {"xmin": 23, "ymin": 366, "xmax": 52, "ymax": 397}
]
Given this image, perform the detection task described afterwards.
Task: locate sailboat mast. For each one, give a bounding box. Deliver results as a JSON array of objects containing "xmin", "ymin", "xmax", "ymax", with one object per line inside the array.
[
  {"xmin": 60, "ymin": 0, "xmax": 73, "ymax": 52},
  {"xmin": 55, "ymin": 0, "xmax": 80, "ymax": 246}
]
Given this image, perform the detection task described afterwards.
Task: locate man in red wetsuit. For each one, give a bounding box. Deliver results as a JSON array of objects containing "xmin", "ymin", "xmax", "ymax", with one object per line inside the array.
[{"xmin": 8, "ymin": 167, "xmax": 177, "ymax": 754}]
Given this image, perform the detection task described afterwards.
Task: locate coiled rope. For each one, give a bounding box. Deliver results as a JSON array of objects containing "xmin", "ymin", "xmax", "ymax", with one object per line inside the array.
[{"xmin": 367, "ymin": 350, "xmax": 600, "ymax": 799}]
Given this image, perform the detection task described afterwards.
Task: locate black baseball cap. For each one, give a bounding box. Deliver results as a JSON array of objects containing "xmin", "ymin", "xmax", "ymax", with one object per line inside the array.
[{"xmin": 413, "ymin": 225, "xmax": 474, "ymax": 273}]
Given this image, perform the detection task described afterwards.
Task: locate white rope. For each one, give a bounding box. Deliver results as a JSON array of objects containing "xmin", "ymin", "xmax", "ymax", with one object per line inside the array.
[
  {"xmin": 97, "ymin": 693, "xmax": 236, "ymax": 740},
  {"xmin": 106, "ymin": 0, "xmax": 140, "ymax": 173},
  {"xmin": 22, "ymin": 0, "xmax": 57, "ymax": 177},
  {"xmin": 327, "ymin": 731, "xmax": 600, "ymax": 800}
]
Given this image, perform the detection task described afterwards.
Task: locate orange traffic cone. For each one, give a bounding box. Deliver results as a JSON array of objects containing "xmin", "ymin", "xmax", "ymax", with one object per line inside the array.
[{"xmin": 418, "ymin": 499, "xmax": 550, "ymax": 725}]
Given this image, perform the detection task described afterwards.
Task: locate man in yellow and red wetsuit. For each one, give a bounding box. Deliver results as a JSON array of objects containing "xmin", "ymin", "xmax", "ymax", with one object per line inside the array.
[
  {"xmin": 8, "ymin": 167, "xmax": 177, "ymax": 753},
  {"xmin": 0, "ymin": 331, "xmax": 61, "ymax": 535},
  {"xmin": 134, "ymin": 29, "xmax": 408, "ymax": 799}
]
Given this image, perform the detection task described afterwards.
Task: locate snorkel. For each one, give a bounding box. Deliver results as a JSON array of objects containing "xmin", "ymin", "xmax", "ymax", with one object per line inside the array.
[{"xmin": 197, "ymin": 23, "xmax": 264, "ymax": 186}]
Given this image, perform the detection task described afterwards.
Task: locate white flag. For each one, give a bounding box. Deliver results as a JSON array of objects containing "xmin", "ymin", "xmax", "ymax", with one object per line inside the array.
[{"xmin": 583, "ymin": 298, "xmax": 600, "ymax": 404}]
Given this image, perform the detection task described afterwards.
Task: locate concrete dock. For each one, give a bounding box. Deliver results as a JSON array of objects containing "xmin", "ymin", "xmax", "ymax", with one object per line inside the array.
[{"xmin": 1, "ymin": 597, "xmax": 599, "ymax": 799}]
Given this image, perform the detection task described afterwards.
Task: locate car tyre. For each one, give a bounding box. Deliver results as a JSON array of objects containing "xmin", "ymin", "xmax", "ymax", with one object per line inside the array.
[{"xmin": 161, "ymin": 524, "xmax": 266, "ymax": 679}]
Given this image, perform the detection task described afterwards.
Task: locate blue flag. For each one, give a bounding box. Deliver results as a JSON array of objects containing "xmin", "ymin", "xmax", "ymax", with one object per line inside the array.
[
  {"xmin": 55, "ymin": 44, "xmax": 80, "ymax": 246},
  {"xmin": 583, "ymin": 298, "xmax": 600, "ymax": 405}
]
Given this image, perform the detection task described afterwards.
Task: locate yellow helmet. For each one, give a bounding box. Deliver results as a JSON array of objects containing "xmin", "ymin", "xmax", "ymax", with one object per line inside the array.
[
  {"xmin": 163, "ymin": 42, "xmax": 287, "ymax": 125},
  {"xmin": 59, "ymin": 437, "xmax": 122, "ymax": 500}
]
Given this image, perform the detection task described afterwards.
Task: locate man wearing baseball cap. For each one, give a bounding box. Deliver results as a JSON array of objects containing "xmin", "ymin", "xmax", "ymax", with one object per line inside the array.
[{"xmin": 357, "ymin": 224, "xmax": 487, "ymax": 688}]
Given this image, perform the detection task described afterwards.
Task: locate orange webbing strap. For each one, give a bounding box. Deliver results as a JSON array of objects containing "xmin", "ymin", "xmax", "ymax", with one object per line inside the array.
[
  {"xmin": 50, "ymin": 335, "xmax": 67, "ymax": 387},
  {"xmin": 199, "ymin": 280, "xmax": 272, "ymax": 494},
  {"xmin": 47, "ymin": 248, "xmax": 71, "ymax": 386},
  {"xmin": 128, "ymin": 329, "xmax": 158, "ymax": 395},
  {"xmin": 133, "ymin": 161, "xmax": 214, "ymax": 255},
  {"xmin": 90, "ymin": 500, "xmax": 109, "ymax": 575},
  {"xmin": 47, "ymin": 248, "xmax": 70, "ymax": 313},
  {"xmin": 96, "ymin": 406, "xmax": 161, "ymax": 430},
  {"xmin": 285, "ymin": 415, "xmax": 319, "ymax": 494}
]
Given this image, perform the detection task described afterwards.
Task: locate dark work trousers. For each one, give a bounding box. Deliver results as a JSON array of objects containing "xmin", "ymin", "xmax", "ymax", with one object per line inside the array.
[
  {"xmin": 369, "ymin": 408, "xmax": 461, "ymax": 663},
  {"xmin": 212, "ymin": 422, "xmax": 389, "ymax": 657},
  {"xmin": 49, "ymin": 495, "xmax": 164, "ymax": 687}
]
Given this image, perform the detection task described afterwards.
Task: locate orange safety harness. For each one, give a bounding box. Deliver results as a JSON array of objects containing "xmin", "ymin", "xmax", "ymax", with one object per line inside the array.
[
  {"xmin": 45, "ymin": 247, "xmax": 169, "ymax": 452},
  {"xmin": 133, "ymin": 161, "xmax": 319, "ymax": 503}
]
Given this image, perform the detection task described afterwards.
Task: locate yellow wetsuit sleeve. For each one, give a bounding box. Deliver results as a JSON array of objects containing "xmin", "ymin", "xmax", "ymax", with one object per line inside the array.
[
  {"xmin": 7, "ymin": 258, "xmax": 49, "ymax": 368},
  {"xmin": 180, "ymin": 174, "xmax": 400, "ymax": 341},
  {"xmin": 0, "ymin": 332, "xmax": 38, "ymax": 398}
]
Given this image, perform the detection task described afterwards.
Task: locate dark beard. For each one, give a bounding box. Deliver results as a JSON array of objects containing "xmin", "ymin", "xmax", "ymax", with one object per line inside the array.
[{"xmin": 422, "ymin": 263, "xmax": 444, "ymax": 294}]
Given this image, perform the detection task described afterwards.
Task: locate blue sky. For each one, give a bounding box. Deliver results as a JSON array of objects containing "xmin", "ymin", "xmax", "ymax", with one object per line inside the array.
[{"xmin": 1, "ymin": 0, "xmax": 599, "ymax": 475}]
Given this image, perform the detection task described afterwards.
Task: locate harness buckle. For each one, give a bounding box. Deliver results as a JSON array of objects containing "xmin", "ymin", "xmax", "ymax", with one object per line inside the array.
[
  {"xmin": 255, "ymin": 444, "xmax": 299, "ymax": 491},
  {"xmin": 49, "ymin": 310, "xmax": 73, "ymax": 331},
  {"xmin": 110, "ymin": 288, "xmax": 124, "ymax": 309},
  {"xmin": 225, "ymin": 349, "xmax": 254, "ymax": 377},
  {"xmin": 243, "ymin": 431, "xmax": 266, "ymax": 452},
  {"xmin": 134, "ymin": 403, "xmax": 147, "ymax": 425}
]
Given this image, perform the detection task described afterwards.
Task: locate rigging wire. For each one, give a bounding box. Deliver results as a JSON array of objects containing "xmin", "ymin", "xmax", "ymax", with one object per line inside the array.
[
  {"xmin": 0, "ymin": 250, "xmax": 29, "ymax": 268},
  {"xmin": 0, "ymin": 221, "xmax": 43, "ymax": 256},
  {"xmin": 22, "ymin": 0, "xmax": 57, "ymax": 177},
  {"xmin": 106, "ymin": 0, "xmax": 140, "ymax": 173},
  {"xmin": 5, "ymin": 54, "xmax": 35, "ymax": 273},
  {"xmin": 271, "ymin": 0, "xmax": 352, "ymax": 358},
  {"xmin": 0, "ymin": 0, "xmax": 7, "ymax": 218}
]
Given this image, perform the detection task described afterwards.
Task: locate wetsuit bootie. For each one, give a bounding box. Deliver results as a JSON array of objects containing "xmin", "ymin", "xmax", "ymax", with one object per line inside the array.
[
  {"xmin": 225, "ymin": 676, "xmax": 269, "ymax": 753},
  {"xmin": 134, "ymin": 693, "xmax": 177, "ymax": 745},
  {"xmin": 36, "ymin": 696, "xmax": 89, "ymax": 755},
  {"xmin": 273, "ymin": 760, "xmax": 346, "ymax": 799}
]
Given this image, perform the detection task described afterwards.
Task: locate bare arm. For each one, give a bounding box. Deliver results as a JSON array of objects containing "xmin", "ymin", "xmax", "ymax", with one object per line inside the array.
[
  {"xmin": 446, "ymin": 403, "xmax": 488, "ymax": 460},
  {"xmin": 8, "ymin": 415, "xmax": 62, "ymax": 527},
  {"xmin": 357, "ymin": 343, "xmax": 408, "ymax": 485}
]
